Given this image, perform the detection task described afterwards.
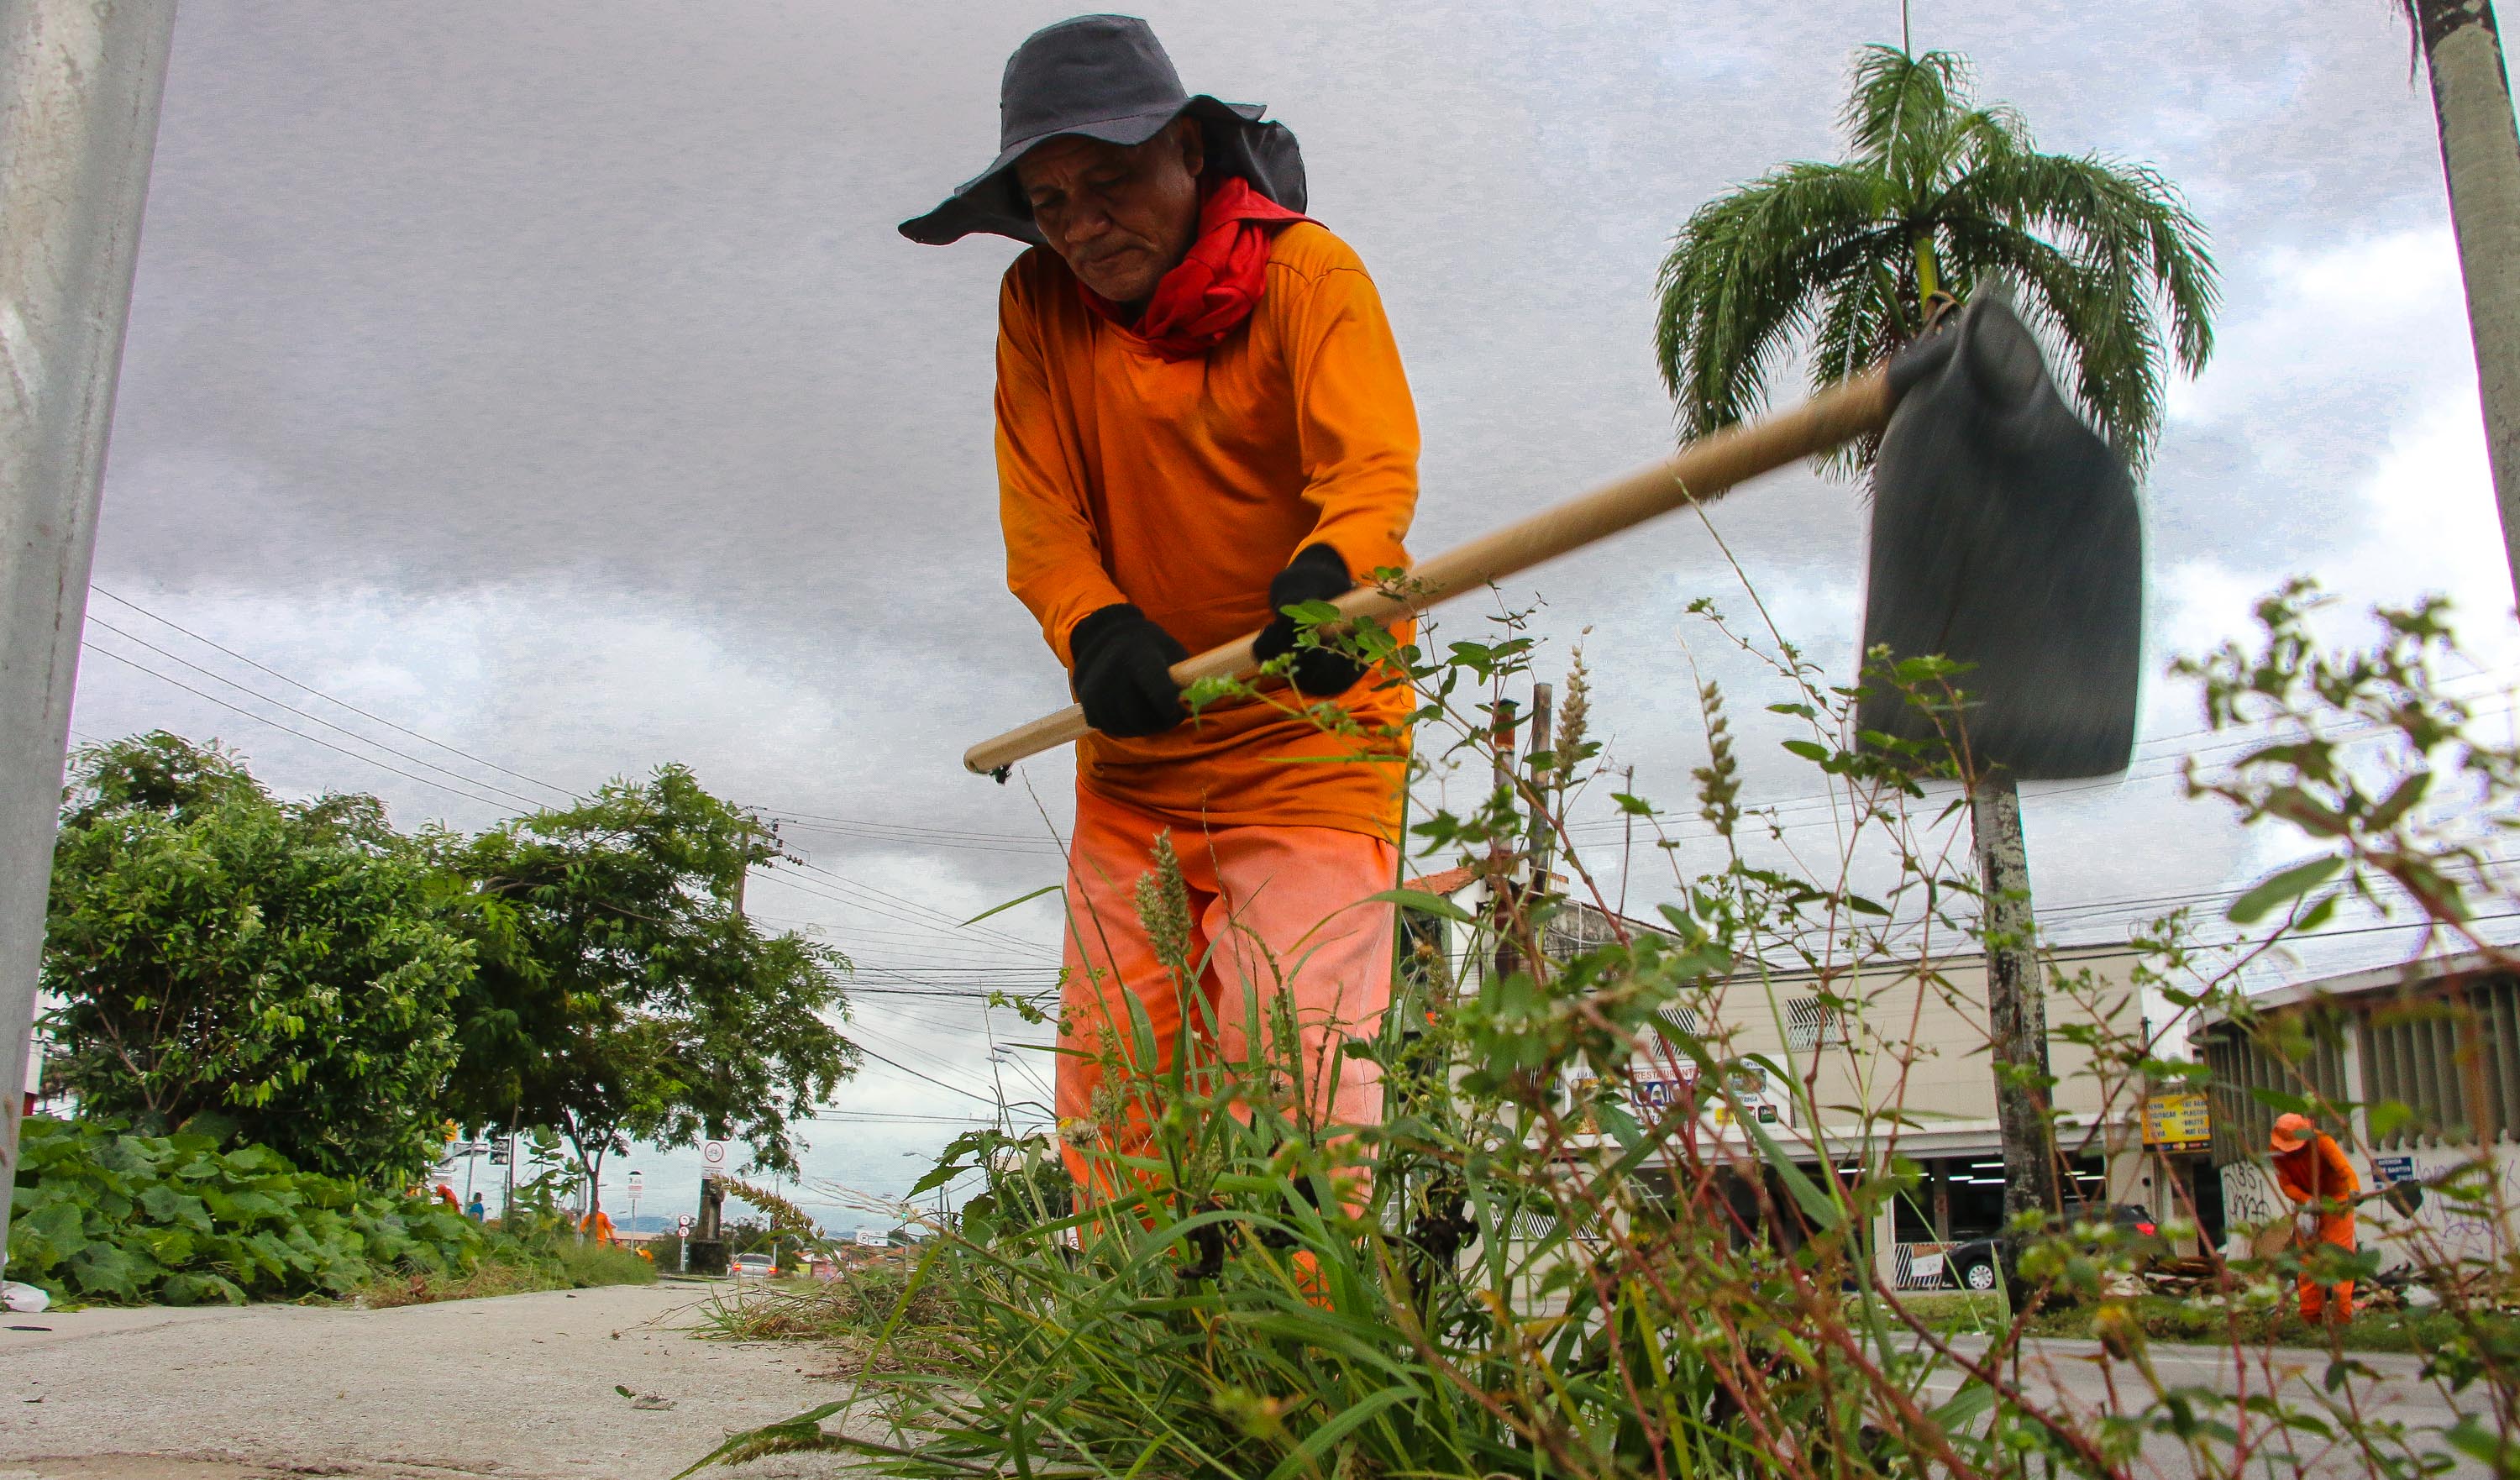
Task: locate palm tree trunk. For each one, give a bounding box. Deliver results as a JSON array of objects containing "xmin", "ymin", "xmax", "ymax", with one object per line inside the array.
[
  {"xmin": 2416, "ymin": 0, "xmax": 2520, "ymax": 606},
  {"xmin": 1970, "ymin": 776, "xmax": 2060, "ymax": 1226}
]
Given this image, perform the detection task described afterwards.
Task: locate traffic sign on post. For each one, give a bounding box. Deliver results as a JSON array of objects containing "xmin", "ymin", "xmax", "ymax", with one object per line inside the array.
[{"xmin": 701, "ymin": 1141, "xmax": 727, "ymax": 1173}]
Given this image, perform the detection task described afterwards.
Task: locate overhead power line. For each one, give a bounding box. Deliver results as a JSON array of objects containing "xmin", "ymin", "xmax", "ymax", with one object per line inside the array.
[
  {"xmin": 782, "ymin": 857, "xmax": 1048, "ymax": 955},
  {"xmin": 84, "ymin": 617, "xmax": 554, "ymax": 811},
  {"xmin": 89, "ymin": 585, "xmax": 580, "ymax": 802},
  {"xmin": 748, "ymin": 872, "xmax": 1058, "ymax": 964},
  {"xmin": 79, "ymin": 645, "xmax": 520, "ymax": 812},
  {"xmin": 1557, "ymin": 672, "xmax": 2520, "ymax": 847},
  {"xmin": 768, "ymin": 815, "xmax": 1066, "ymax": 857}
]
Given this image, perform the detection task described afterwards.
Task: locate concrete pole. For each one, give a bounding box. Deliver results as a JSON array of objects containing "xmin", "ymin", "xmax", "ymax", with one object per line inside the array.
[
  {"xmin": 1484, "ymin": 699, "xmax": 1518, "ymax": 988},
  {"xmin": 2412, "ymin": 0, "xmax": 2520, "ymax": 609},
  {"xmin": 0, "ymin": 0, "xmax": 176, "ymax": 1262},
  {"xmin": 1971, "ymin": 776, "xmax": 2061, "ymax": 1227},
  {"xmin": 1523, "ymin": 682, "xmax": 1554, "ymax": 911}
]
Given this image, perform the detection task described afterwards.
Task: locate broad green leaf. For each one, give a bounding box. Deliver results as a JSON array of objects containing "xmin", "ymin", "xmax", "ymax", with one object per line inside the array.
[
  {"xmin": 2227, "ymin": 856, "xmax": 2345, "ymax": 925},
  {"xmin": 1740, "ymin": 1112, "xmax": 1840, "ymax": 1231}
]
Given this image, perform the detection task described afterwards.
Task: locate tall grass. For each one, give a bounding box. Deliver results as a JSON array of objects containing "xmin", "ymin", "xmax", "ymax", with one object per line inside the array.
[
  {"xmin": 684, "ymin": 583, "xmax": 2520, "ymax": 1479},
  {"xmin": 347, "ymin": 1229, "xmax": 656, "ymax": 1308}
]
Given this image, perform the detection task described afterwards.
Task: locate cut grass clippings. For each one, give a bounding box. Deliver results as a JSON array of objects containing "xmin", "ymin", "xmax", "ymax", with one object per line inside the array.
[{"xmin": 691, "ymin": 1265, "xmax": 958, "ymax": 1374}]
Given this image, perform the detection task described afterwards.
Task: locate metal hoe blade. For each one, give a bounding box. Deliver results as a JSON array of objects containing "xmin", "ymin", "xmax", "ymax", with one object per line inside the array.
[{"xmin": 1857, "ymin": 296, "xmax": 2142, "ymax": 780}]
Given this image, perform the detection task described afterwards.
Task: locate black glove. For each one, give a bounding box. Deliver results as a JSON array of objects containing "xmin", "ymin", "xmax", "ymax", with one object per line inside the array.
[
  {"xmin": 1068, "ymin": 603, "xmax": 1188, "ymax": 737},
  {"xmin": 1252, "ymin": 543, "xmax": 1367, "ymax": 697}
]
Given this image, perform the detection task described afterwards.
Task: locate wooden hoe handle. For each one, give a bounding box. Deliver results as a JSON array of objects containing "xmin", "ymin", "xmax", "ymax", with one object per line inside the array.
[{"xmin": 962, "ymin": 365, "xmax": 1896, "ymax": 777}]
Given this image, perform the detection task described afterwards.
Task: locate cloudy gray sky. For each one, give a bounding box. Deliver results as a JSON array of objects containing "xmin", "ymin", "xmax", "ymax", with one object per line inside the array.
[{"xmin": 65, "ymin": 0, "xmax": 2520, "ymax": 1222}]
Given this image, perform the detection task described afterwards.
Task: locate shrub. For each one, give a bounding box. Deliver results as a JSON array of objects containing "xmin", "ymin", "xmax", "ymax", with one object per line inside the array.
[
  {"xmin": 548, "ymin": 1237, "xmax": 659, "ymax": 1288},
  {"xmin": 8, "ymin": 1116, "xmax": 486, "ymax": 1305},
  {"xmin": 346, "ymin": 1234, "xmax": 656, "ymax": 1308},
  {"xmin": 42, "ymin": 733, "xmax": 473, "ymax": 1186}
]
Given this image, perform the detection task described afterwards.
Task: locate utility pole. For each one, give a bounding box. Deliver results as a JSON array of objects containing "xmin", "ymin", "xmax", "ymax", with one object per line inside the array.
[
  {"xmin": 1618, "ymin": 764, "xmax": 1636, "ymax": 921},
  {"xmin": 1484, "ymin": 699, "xmax": 1519, "ymax": 988},
  {"xmin": 1974, "ymin": 777, "xmax": 2060, "ymax": 1226},
  {"xmin": 0, "ymin": 0, "xmax": 176, "ymax": 1275},
  {"xmin": 1523, "ymin": 683, "xmax": 1555, "ymax": 927}
]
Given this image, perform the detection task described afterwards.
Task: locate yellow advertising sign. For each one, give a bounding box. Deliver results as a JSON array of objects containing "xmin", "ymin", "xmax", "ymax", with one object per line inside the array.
[{"xmin": 2142, "ymin": 1091, "xmax": 2211, "ymax": 1150}]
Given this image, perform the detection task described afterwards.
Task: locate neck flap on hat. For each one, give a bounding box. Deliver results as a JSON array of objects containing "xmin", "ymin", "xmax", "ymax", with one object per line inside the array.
[{"xmin": 1077, "ymin": 176, "xmax": 1310, "ymax": 360}]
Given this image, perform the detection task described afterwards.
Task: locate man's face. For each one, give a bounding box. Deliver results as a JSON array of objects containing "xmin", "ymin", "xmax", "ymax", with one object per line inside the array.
[{"xmin": 1016, "ymin": 121, "xmax": 1204, "ymax": 306}]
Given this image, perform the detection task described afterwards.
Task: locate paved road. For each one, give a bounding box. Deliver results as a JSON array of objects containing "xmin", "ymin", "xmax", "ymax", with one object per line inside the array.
[
  {"xmin": 0, "ymin": 1283, "xmax": 864, "ymax": 1480},
  {"xmin": 1919, "ymin": 1336, "xmax": 2496, "ymax": 1479}
]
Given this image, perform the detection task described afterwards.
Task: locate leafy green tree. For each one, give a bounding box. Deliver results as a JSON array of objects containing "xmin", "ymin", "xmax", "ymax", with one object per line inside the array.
[
  {"xmin": 1651, "ymin": 45, "xmax": 2215, "ymax": 1222},
  {"xmin": 42, "ymin": 733, "xmax": 474, "ymax": 1186},
  {"xmin": 441, "ymin": 766, "xmax": 859, "ymax": 1212}
]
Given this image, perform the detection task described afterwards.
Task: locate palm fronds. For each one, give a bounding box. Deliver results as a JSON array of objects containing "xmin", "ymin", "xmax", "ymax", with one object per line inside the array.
[
  {"xmin": 1653, "ymin": 43, "xmax": 2217, "ymax": 470},
  {"xmin": 1654, "ymin": 162, "xmax": 1885, "ymax": 438}
]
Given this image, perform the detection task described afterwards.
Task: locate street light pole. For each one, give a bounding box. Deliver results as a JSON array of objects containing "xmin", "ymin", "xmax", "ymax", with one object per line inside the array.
[{"xmin": 0, "ymin": 0, "xmax": 176, "ymax": 1277}]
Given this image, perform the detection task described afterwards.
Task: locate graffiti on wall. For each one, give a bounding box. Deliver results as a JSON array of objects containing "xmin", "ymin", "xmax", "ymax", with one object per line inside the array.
[{"xmin": 2223, "ymin": 1143, "xmax": 2520, "ymax": 1271}]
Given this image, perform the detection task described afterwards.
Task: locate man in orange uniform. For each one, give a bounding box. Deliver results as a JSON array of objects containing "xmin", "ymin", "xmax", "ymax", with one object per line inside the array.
[
  {"xmin": 902, "ymin": 17, "xmax": 1416, "ymax": 1197},
  {"xmin": 2269, "ymin": 1112, "xmax": 2360, "ymax": 1321}
]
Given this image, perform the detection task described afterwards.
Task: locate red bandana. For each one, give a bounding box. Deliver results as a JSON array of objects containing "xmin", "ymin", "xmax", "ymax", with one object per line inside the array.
[{"xmin": 1078, "ymin": 176, "xmax": 1310, "ymax": 360}]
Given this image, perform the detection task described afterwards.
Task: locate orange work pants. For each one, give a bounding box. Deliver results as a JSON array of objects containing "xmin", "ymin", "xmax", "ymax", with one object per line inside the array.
[
  {"xmin": 1055, "ymin": 784, "xmax": 1396, "ymax": 1201},
  {"xmin": 2297, "ymin": 1213, "xmax": 2356, "ymax": 1321}
]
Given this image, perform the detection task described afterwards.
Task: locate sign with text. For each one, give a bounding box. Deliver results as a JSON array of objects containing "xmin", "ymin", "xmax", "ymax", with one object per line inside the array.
[
  {"xmin": 1628, "ymin": 1063, "xmax": 1790, "ymax": 1129},
  {"xmin": 2142, "ymin": 1092, "xmax": 2212, "ymax": 1151}
]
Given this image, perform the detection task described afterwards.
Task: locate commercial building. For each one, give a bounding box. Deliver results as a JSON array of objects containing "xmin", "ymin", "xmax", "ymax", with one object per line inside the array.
[
  {"xmin": 1402, "ymin": 869, "xmax": 2196, "ymax": 1288},
  {"xmin": 2193, "ymin": 950, "xmax": 2520, "ymax": 1265}
]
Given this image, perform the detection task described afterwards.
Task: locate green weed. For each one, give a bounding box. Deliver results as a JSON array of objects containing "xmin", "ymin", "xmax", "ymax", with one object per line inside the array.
[
  {"xmin": 7, "ymin": 1115, "xmax": 489, "ymax": 1305},
  {"xmin": 675, "ymin": 586, "xmax": 2520, "ymax": 1480}
]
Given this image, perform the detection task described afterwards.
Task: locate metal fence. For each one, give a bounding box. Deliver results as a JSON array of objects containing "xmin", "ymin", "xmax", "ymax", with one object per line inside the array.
[
  {"xmin": 2201, "ymin": 970, "xmax": 2520, "ymax": 1161},
  {"xmin": 2202, "ymin": 1015, "xmax": 2349, "ymax": 1167},
  {"xmin": 2360, "ymin": 972, "xmax": 2520, "ymax": 1148}
]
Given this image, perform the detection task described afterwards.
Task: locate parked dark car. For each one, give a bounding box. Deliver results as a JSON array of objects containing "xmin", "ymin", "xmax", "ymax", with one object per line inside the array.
[{"xmin": 1937, "ymin": 1202, "xmax": 2161, "ymax": 1293}]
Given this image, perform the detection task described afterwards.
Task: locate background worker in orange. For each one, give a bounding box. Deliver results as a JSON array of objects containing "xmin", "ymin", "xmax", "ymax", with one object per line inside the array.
[
  {"xmin": 902, "ymin": 15, "xmax": 1416, "ymax": 1194},
  {"xmin": 2269, "ymin": 1111, "xmax": 2360, "ymax": 1321}
]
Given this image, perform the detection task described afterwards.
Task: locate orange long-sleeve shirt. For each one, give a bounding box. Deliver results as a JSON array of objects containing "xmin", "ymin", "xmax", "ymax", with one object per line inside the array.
[
  {"xmin": 2276, "ymin": 1133, "xmax": 2360, "ymax": 1255},
  {"xmin": 2275, "ymin": 1134, "xmax": 2360, "ymax": 1210},
  {"xmin": 995, "ymin": 220, "xmax": 1419, "ymax": 839}
]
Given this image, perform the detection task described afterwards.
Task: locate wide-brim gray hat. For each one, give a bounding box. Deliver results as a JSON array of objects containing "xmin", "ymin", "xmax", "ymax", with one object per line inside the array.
[{"xmin": 899, "ymin": 13, "xmax": 1306, "ymax": 248}]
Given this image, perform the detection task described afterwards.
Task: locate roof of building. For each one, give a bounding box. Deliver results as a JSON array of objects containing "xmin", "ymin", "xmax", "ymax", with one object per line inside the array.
[
  {"xmin": 2193, "ymin": 948, "xmax": 2512, "ymax": 1026},
  {"xmin": 1402, "ymin": 865, "xmax": 1479, "ymax": 896}
]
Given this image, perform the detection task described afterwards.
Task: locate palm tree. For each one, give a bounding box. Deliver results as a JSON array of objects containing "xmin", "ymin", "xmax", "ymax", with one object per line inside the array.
[
  {"xmin": 2391, "ymin": 0, "xmax": 2520, "ymax": 606},
  {"xmin": 1653, "ymin": 45, "xmax": 2216, "ymax": 1225}
]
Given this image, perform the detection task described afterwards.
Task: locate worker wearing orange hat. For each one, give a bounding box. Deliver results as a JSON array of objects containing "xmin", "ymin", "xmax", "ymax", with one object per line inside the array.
[
  {"xmin": 2270, "ymin": 1112, "xmax": 2360, "ymax": 1321},
  {"xmin": 905, "ymin": 17, "xmax": 1415, "ymax": 1200}
]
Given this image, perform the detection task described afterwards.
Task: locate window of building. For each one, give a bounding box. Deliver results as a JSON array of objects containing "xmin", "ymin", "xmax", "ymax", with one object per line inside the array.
[{"xmin": 1787, "ymin": 997, "xmax": 1846, "ymax": 1052}]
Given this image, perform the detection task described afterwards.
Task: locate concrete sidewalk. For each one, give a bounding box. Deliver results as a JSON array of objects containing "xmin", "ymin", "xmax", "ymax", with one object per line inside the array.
[{"xmin": 0, "ymin": 1283, "xmax": 864, "ymax": 1480}]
